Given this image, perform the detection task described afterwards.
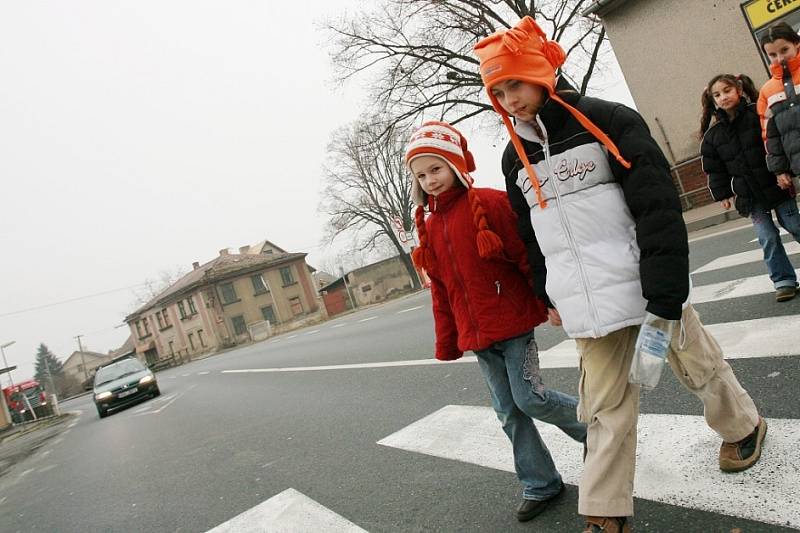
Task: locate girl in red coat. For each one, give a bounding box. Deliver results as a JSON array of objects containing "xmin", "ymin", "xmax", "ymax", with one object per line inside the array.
[{"xmin": 406, "ymin": 121, "xmax": 586, "ymax": 523}]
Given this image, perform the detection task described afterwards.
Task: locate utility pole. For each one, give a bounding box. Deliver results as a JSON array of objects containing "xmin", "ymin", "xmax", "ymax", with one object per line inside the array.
[
  {"xmin": 74, "ymin": 335, "xmax": 88, "ymax": 381},
  {"xmin": 42, "ymin": 354, "xmax": 55, "ymax": 395},
  {"xmin": 341, "ymin": 268, "xmax": 357, "ymax": 311}
]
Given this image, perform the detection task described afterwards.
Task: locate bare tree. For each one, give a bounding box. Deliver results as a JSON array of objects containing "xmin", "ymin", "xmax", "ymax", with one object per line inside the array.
[
  {"xmin": 326, "ymin": 0, "xmax": 606, "ymax": 129},
  {"xmin": 320, "ymin": 118, "xmax": 421, "ymax": 289},
  {"xmin": 130, "ymin": 266, "xmax": 188, "ymax": 308}
]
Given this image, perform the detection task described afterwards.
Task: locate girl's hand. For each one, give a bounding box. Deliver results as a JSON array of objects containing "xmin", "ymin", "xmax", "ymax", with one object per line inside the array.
[
  {"xmin": 777, "ymin": 173, "xmax": 793, "ymax": 190},
  {"xmin": 720, "ymin": 199, "xmax": 732, "ymax": 210},
  {"xmin": 547, "ymin": 307, "xmax": 562, "ymax": 327}
]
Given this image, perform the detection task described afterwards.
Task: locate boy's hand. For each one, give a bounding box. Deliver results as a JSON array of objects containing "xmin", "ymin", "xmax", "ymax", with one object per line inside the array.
[
  {"xmin": 547, "ymin": 307, "xmax": 562, "ymax": 327},
  {"xmin": 720, "ymin": 198, "xmax": 732, "ymax": 210},
  {"xmin": 777, "ymin": 173, "xmax": 793, "ymax": 190}
]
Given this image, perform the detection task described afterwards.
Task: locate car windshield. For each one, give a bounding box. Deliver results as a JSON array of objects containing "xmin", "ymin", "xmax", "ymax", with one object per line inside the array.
[{"xmin": 94, "ymin": 360, "xmax": 146, "ymax": 386}]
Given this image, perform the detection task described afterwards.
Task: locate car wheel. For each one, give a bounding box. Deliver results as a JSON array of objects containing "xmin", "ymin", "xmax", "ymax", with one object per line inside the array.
[{"xmin": 97, "ymin": 407, "xmax": 108, "ymax": 419}]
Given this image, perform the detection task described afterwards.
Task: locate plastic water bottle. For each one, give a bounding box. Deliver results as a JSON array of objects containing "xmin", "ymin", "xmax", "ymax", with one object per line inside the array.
[{"xmin": 628, "ymin": 313, "xmax": 676, "ymax": 390}]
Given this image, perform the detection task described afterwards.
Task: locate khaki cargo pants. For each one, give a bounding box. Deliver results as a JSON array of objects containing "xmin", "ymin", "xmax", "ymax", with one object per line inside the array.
[{"xmin": 574, "ymin": 304, "xmax": 759, "ymax": 517}]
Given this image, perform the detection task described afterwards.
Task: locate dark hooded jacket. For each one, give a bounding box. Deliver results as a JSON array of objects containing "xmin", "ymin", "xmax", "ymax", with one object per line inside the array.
[{"xmin": 702, "ymin": 101, "xmax": 792, "ymax": 217}]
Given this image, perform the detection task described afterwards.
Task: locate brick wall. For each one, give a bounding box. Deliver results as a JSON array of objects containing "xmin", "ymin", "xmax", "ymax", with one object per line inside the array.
[{"xmin": 671, "ymin": 156, "xmax": 713, "ymax": 211}]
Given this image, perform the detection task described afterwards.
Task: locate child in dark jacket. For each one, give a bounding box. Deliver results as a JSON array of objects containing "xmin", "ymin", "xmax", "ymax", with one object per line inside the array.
[
  {"xmin": 406, "ymin": 121, "xmax": 586, "ymax": 523},
  {"xmin": 473, "ymin": 17, "xmax": 765, "ymax": 532},
  {"xmin": 701, "ymin": 73, "xmax": 800, "ymax": 302}
]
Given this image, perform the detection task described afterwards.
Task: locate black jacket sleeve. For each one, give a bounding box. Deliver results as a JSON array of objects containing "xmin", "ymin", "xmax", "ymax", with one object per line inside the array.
[
  {"xmin": 766, "ymin": 114, "xmax": 790, "ymax": 175},
  {"xmin": 603, "ymin": 104, "xmax": 689, "ymax": 319},
  {"xmin": 700, "ymin": 131, "xmax": 734, "ymax": 201},
  {"xmin": 501, "ymin": 145, "xmax": 553, "ymax": 308}
]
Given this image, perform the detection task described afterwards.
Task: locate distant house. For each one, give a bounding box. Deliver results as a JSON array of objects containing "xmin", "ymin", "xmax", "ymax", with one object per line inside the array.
[
  {"xmin": 62, "ymin": 350, "xmax": 113, "ymax": 385},
  {"xmin": 124, "ymin": 241, "xmax": 325, "ymax": 367},
  {"xmin": 107, "ymin": 335, "xmax": 136, "ymax": 363},
  {"xmin": 320, "ymin": 255, "xmax": 419, "ymax": 316}
]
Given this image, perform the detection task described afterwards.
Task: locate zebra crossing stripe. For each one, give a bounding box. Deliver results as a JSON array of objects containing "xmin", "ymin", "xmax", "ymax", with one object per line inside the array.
[
  {"xmin": 692, "ymin": 241, "xmax": 800, "ymax": 274},
  {"xmin": 205, "ymin": 488, "xmax": 368, "ymax": 532},
  {"xmin": 377, "ymin": 405, "xmax": 800, "ymax": 528},
  {"xmin": 539, "ymin": 314, "xmax": 800, "ymax": 369},
  {"xmin": 690, "ymin": 271, "xmax": 800, "ymax": 303}
]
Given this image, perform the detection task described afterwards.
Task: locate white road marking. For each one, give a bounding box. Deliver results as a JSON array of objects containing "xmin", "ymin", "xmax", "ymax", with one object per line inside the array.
[
  {"xmin": 378, "ymin": 405, "xmax": 799, "ymax": 528},
  {"xmin": 37, "ymin": 465, "xmax": 57, "ymax": 474},
  {"xmin": 40, "ymin": 450, "xmax": 51, "ymax": 458},
  {"xmin": 222, "ymin": 313, "xmax": 800, "ymax": 376},
  {"xmin": 541, "ymin": 314, "xmax": 800, "ymax": 368},
  {"xmin": 304, "ymin": 329, "xmax": 321, "ymax": 336},
  {"xmin": 51, "ymin": 438, "xmax": 63, "ymax": 446},
  {"xmin": 198, "ymin": 371, "xmax": 210, "ymax": 375},
  {"xmin": 358, "ymin": 316, "xmax": 378, "ymax": 323},
  {"xmin": 0, "ymin": 496, "xmax": 6, "ymax": 505},
  {"xmin": 690, "ymin": 271, "xmax": 799, "ymax": 303},
  {"xmin": 135, "ymin": 386, "xmax": 195, "ymax": 416},
  {"xmin": 693, "ymin": 241, "xmax": 800, "ymax": 274},
  {"xmin": 397, "ymin": 305, "xmax": 423, "ymax": 314},
  {"xmin": 181, "ymin": 374, "xmax": 191, "ymax": 377},
  {"xmin": 330, "ymin": 323, "xmax": 347, "ymax": 329},
  {"xmin": 222, "ymin": 357, "xmax": 477, "ymax": 374},
  {"xmin": 204, "ymin": 488, "xmax": 367, "ymax": 533},
  {"xmin": 287, "ymin": 335, "xmax": 298, "ymax": 339},
  {"xmin": 687, "ymin": 220, "xmax": 750, "ymax": 243},
  {"xmin": 750, "ymin": 228, "xmax": 788, "ymax": 242},
  {"xmin": 18, "ymin": 469, "xmax": 35, "ymax": 479}
]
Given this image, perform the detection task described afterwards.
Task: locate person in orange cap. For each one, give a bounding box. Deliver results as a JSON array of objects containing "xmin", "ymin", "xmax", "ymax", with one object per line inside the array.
[
  {"xmin": 406, "ymin": 120, "xmax": 587, "ymax": 522},
  {"xmin": 473, "ymin": 16, "xmax": 765, "ymax": 533}
]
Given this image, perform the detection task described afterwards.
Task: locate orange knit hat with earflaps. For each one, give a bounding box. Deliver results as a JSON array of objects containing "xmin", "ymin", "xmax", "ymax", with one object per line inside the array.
[
  {"xmin": 473, "ymin": 17, "xmax": 631, "ymax": 209},
  {"xmin": 404, "ymin": 121, "xmax": 504, "ymax": 271}
]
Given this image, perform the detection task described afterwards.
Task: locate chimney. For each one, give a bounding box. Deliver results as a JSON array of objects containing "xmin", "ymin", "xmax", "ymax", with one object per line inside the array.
[
  {"xmin": 192, "ymin": 261, "xmax": 200, "ymax": 270},
  {"xmin": 219, "ymin": 249, "xmax": 229, "ymax": 256},
  {"xmin": 239, "ymin": 245, "xmax": 250, "ymax": 254}
]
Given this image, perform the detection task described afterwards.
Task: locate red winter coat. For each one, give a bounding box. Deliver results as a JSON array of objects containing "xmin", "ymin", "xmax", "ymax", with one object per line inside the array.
[{"xmin": 425, "ymin": 186, "xmax": 548, "ymax": 360}]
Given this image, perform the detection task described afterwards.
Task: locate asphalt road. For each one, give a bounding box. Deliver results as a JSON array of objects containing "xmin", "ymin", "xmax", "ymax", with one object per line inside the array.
[{"xmin": 0, "ymin": 218, "xmax": 798, "ymax": 533}]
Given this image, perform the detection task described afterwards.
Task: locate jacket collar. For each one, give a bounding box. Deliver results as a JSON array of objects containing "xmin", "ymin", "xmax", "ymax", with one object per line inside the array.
[
  {"xmin": 714, "ymin": 100, "xmax": 749, "ymax": 124},
  {"xmin": 770, "ymin": 55, "xmax": 800, "ymax": 80},
  {"xmin": 513, "ymin": 77, "xmax": 579, "ymax": 143},
  {"xmin": 429, "ymin": 185, "xmax": 466, "ymax": 213}
]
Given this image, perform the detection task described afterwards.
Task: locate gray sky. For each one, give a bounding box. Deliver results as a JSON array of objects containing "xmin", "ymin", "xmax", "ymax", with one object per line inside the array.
[{"xmin": 0, "ymin": 1, "xmax": 633, "ymax": 384}]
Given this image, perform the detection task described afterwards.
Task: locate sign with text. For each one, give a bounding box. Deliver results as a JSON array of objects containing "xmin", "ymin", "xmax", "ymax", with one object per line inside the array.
[{"xmin": 741, "ymin": 0, "xmax": 800, "ymax": 69}]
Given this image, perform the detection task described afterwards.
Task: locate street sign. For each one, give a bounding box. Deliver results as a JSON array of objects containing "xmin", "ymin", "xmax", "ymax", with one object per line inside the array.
[{"xmin": 741, "ymin": 0, "xmax": 800, "ymax": 69}]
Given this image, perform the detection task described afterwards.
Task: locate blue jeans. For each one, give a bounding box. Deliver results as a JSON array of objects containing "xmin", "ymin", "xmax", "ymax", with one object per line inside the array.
[
  {"xmin": 751, "ymin": 199, "xmax": 800, "ymax": 289},
  {"xmin": 475, "ymin": 330, "xmax": 587, "ymax": 500}
]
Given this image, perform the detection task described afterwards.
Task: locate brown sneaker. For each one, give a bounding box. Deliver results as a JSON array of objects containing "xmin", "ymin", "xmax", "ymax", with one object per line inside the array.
[
  {"xmin": 719, "ymin": 417, "xmax": 767, "ymax": 472},
  {"xmin": 582, "ymin": 516, "xmax": 632, "ymax": 532},
  {"xmin": 776, "ymin": 286, "xmax": 797, "ymax": 302}
]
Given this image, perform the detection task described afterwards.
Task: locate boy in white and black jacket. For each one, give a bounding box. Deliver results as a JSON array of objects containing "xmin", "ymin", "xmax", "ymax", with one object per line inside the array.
[{"xmin": 474, "ymin": 17, "xmax": 765, "ymax": 532}]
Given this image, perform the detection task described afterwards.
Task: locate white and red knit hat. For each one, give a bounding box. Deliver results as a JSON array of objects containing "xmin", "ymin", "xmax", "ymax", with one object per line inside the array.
[{"xmin": 405, "ymin": 121, "xmax": 476, "ymax": 206}]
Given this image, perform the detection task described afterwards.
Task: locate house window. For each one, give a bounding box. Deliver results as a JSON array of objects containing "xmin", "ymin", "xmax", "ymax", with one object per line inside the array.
[
  {"xmin": 168, "ymin": 341, "xmax": 174, "ymax": 355},
  {"xmin": 162, "ymin": 309, "xmax": 171, "ymax": 327},
  {"xmin": 178, "ymin": 301, "xmax": 187, "ymax": 319},
  {"xmin": 187, "ymin": 297, "xmax": 197, "ymax": 315},
  {"xmin": 261, "ymin": 305, "xmax": 276, "ymax": 324},
  {"xmin": 135, "ymin": 320, "xmax": 144, "ymax": 338},
  {"xmin": 143, "ymin": 317, "xmax": 151, "ymax": 335},
  {"xmin": 289, "ymin": 297, "xmax": 303, "ymax": 316},
  {"xmin": 220, "ymin": 282, "xmax": 238, "ymax": 304},
  {"xmin": 231, "ymin": 315, "xmax": 247, "ymax": 336},
  {"xmin": 361, "ymin": 284, "xmax": 372, "ymax": 294},
  {"xmin": 198, "ymin": 329, "xmax": 207, "ymax": 348},
  {"xmin": 188, "ymin": 333, "xmax": 195, "ymax": 351},
  {"xmin": 280, "ymin": 266, "xmax": 295, "ymax": 286},
  {"xmin": 251, "ymin": 274, "xmax": 268, "ymax": 294},
  {"xmin": 156, "ymin": 312, "xmax": 165, "ymax": 329}
]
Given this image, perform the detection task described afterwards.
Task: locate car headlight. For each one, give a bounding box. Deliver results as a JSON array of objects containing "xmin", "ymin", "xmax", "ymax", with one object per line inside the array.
[
  {"xmin": 139, "ymin": 375, "xmax": 154, "ymax": 384},
  {"xmin": 96, "ymin": 391, "xmax": 112, "ymax": 401}
]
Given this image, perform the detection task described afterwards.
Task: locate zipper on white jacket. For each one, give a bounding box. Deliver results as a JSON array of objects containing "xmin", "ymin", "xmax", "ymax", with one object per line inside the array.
[{"xmin": 538, "ymin": 115, "xmax": 602, "ymax": 337}]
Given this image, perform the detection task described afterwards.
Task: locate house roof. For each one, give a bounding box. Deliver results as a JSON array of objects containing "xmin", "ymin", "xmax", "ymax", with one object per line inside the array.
[
  {"xmin": 63, "ymin": 350, "xmax": 109, "ymax": 368},
  {"xmin": 126, "ymin": 251, "xmax": 307, "ymax": 321},
  {"xmin": 108, "ymin": 335, "xmax": 135, "ymax": 359},
  {"xmin": 582, "ymin": 0, "xmax": 630, "ymax": 16}
]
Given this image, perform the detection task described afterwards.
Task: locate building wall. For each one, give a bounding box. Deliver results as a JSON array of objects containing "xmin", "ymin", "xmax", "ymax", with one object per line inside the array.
[
  {"xmin": 348, "ymin": 256, "xmax": 415, "ymax": 306},
  {"xmin": 600, "ymin": 0, "xmax": 767, "ymax": 165}
]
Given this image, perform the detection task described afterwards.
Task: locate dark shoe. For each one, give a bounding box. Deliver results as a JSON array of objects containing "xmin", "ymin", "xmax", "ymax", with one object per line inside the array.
[
  {"xmin": 582, "ymin": 516, "xmax": 632, "ymax": 532},
  {"xmin": 719, "ymin": 417, "xmax": 767, "ymax": 472},
  {"xmin": 776, "ymin": 286, "xmax": 797, "ymax": 302},
  {"xmin": 516, "ymin": 482, "xmax": 564, "ymax": 522}
]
